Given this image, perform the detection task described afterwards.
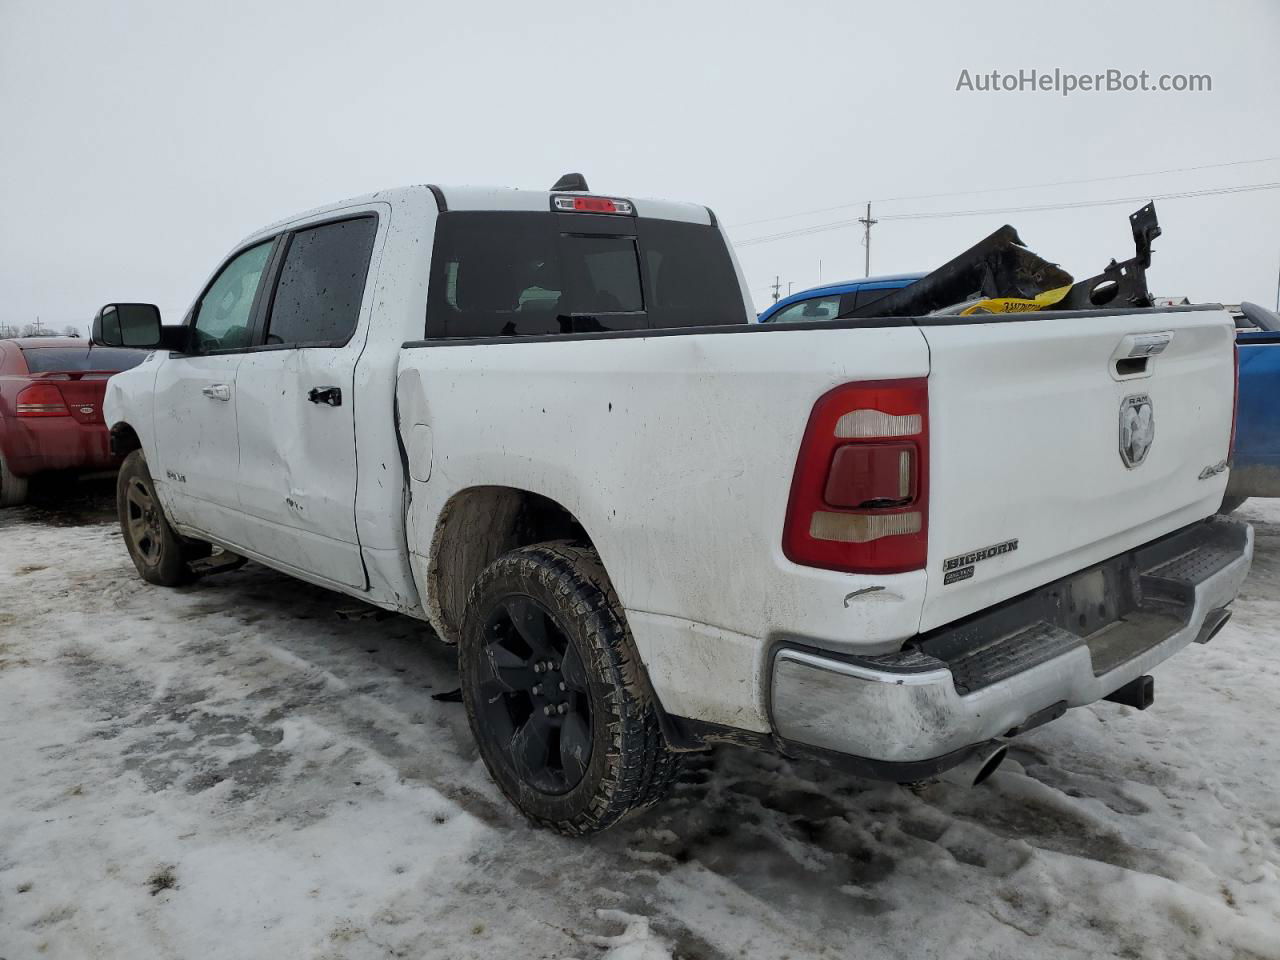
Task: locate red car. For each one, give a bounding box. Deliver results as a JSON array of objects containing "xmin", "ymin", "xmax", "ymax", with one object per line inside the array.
[{"xmin": 0, "ymin": 337, "xmax": 150, "ymax": 506}]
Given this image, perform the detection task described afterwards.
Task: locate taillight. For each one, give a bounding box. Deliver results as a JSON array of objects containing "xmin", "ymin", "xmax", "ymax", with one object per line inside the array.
[
  {"xmin": 783, "ymin": 378, "xmax": 928, "ymax": 574},
  {"xmin": 16, "ymin": 383, "xmax": 70, "ymax": 417}
]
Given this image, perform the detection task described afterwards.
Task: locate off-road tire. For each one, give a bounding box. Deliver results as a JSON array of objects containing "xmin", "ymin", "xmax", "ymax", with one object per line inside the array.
[
  {"xmin": 0, "ymin": 453, "xmax": 29, "ymax": 508},
  {"xmin": 117, "ymin": 450, "xmax": 208, "ymax": 586},
  {"xmin": 459, "ymin": 540, "xmax": 681, "ymax": 835}
]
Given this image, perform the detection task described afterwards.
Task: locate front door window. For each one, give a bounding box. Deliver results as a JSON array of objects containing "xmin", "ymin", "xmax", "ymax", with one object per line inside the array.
[{"xmin": 192, "ymin": 241, "xmax": 273, "ymax": 352}]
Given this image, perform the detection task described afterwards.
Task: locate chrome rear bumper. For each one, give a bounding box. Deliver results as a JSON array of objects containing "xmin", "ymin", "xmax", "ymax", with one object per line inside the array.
[{"xmin": 770, "ymin": 516, "xmax": 1253, "ymax": 769}]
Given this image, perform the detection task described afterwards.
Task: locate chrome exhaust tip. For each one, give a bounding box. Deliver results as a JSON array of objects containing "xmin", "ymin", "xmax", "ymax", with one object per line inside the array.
[{"xmin": 939, "ymin": 740, "xmax": 1008, "ymax": 787}]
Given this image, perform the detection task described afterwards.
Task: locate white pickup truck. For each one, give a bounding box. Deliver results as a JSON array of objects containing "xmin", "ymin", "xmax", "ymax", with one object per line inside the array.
[{"xmin": 95, "ymin": 178, "xmax": 1252, "ymax": 835}]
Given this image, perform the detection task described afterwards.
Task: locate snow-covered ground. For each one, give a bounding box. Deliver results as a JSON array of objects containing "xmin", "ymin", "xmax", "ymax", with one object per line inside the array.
[{"xmin": 1, "ymin": 491, "xmax": 1278, "ymax": 960}]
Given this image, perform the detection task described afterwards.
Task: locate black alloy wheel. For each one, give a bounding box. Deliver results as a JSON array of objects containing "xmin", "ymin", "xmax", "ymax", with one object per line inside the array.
[
  {"xmin": 459, "ymin": 541, "xmax": 681, "ymax": 835},
  {"xmin": 474, "ymin": 595, "xmax": 593, "ymax": 794}
]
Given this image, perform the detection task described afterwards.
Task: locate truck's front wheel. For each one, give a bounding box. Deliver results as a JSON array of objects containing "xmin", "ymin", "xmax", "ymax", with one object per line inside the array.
[
  {"xmin": 117, "ymin": 450, "xmax": 208, "ymax": 586},
  {"xmin": 459, "ymin": 541, "xmax": 679, "ymax": 835}
]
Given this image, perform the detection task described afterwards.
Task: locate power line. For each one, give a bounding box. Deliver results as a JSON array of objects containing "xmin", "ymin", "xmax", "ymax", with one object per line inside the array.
[
  {"xmin": 881, "ymin": 181, "xmax": 1280, "ymax": 222},
  {"xmin": 733, "ymin": 179, "xmax": 1280, "ymax": 247},
  {"xmin": 728, "ymin": 155, "xmax": 1280, "ymax": 229}
]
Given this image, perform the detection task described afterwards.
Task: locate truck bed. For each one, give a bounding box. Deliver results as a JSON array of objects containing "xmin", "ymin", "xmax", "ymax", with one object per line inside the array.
[{"xmin": 397, "ymin": 303, "xmax": 1237, "ymax": 732}]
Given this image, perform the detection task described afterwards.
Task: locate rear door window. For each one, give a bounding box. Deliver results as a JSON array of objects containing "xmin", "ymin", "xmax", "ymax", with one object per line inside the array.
[
  {"xmin": 426, "ymin": 212, "xmax": 746, "ymax": 339},
  {"xmin": 265, "ymin": 217, "xmax": 378, "ymax": 346}
]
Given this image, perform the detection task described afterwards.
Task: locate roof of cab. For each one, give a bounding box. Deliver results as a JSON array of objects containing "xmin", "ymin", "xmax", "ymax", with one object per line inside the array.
[{"xmin": 240, "ymin": 182, "xmax": 716, "ymax": 248}]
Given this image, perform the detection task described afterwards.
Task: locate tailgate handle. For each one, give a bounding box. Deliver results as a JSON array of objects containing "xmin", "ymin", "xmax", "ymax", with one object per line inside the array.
[
  {"xmin": 1110, "ymin": 331, "xmax": 1172, "ymax": 381},
  {"xmin": 1115, "ymin": 356, "xmax": 1149, "ymax": 376}
]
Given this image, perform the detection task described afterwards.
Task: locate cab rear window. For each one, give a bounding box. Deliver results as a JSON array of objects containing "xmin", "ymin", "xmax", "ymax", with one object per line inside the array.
[
  {"xmin": 426, "ymin": 212, "xmax": 746, "ymax": 339},
  {"xmin": 20, "ymin": 346, "xmax": 149, "ymax": 373}
]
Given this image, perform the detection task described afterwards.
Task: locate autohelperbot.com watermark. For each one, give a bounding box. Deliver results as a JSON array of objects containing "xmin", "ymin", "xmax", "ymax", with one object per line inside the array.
[{"xmin": 956, "ymin": 68, "xmax": 1212, "ymax": 96}]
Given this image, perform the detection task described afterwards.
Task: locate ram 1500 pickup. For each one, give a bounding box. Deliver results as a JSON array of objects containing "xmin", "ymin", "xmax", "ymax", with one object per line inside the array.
[{"xmin": 94, "ymin": 178, "xmax": 1252, "ymax": 834}]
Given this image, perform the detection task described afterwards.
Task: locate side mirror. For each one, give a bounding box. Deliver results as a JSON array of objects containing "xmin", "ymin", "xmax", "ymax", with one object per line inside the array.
[{"xmin": 92, "ymin": 303, "xmax": 162, "ymax": 348}]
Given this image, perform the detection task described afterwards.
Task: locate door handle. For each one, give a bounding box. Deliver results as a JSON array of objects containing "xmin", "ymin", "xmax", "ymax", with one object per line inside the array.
[
  {"xmin": 201, "ymin": 383, "xmax": 231, "ymax": 401},
  {"xmin": 308, "ymin": 386, "xmax": 342, "ymax": 407}
]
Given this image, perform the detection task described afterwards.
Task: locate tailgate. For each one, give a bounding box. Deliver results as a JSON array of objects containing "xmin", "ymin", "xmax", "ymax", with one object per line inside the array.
[{"xmin": 919, "ymin": 306, "xmax": 1236, "ymax": 632}]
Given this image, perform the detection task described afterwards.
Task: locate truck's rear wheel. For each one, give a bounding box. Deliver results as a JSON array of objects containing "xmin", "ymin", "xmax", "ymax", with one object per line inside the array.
[
  {"xmin": 459, "ymin": 541, "xmax": 679, "ymax": 835},
  {"xmin": 0, "ymin": 454, "xmax": 29, "ymax": 508},
  {"xmin": 117, "ymin": 450, "xmax": 207, "ymax": 586}
]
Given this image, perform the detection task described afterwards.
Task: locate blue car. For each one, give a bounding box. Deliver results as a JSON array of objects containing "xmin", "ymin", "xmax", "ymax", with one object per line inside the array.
[
  {"xmin": 756, "ymin": 273, "xmax": 924, "ymax": 324},
  {"xmin": 762, "ymin": 278, "xmax": 1279, "ymax": 508}
]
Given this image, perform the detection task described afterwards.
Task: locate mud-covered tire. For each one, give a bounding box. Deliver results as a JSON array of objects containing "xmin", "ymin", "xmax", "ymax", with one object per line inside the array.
[
  {"xmin": 117, "ymin": 450, "xmax": 207, "ymax": 586},
  {"xmin": 0, "ymin": 453, "xmax": 29, "ymax": 508},
  {"xmin": 1218, "ymin": 495, "xmax": 1248, "ymax": 516},
  {"xmin": 459, "ymin": 541, "xmax": 681, "ymax": 835}
]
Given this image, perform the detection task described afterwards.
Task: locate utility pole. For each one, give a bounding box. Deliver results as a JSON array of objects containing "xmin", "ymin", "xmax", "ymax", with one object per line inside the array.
[
  {"xmin": 771, "ymin": 275, "xmax": 781, "ymax": 303},
  {"xmin": 788, "ymin": 281, "xmax": 794, "ymax": 295},
  {"xmin": 32, "ymin": 317, "xmax": 44, "ymax": 336},
  {"xmin": 857, "ymin": 202, "xmax": 878, "ymax": 278}
]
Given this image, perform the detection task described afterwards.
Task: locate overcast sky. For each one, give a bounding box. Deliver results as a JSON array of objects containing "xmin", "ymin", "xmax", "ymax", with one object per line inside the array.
[{"xmin": 2, "ymin": 0, "xmax": 1278, "ymax": 330}]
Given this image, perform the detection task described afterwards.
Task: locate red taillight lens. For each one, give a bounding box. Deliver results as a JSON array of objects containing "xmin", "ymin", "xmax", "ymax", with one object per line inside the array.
[
  {"xmin": 16, "ymin": 382, "xmax": 70, "ymax": 417},
  {"xmin": 783, "ymin": 378, "xmax": 929, "ymax": 574}
]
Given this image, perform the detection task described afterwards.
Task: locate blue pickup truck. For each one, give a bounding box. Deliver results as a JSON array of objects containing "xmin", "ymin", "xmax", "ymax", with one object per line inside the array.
[
  {"xmin": 1225, "ymin": 303, "xmax": 1280, "ymax": 509},
  {"xmin": 760, "ymin": 277, "xmax": 1279, "ymax": 510}
]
